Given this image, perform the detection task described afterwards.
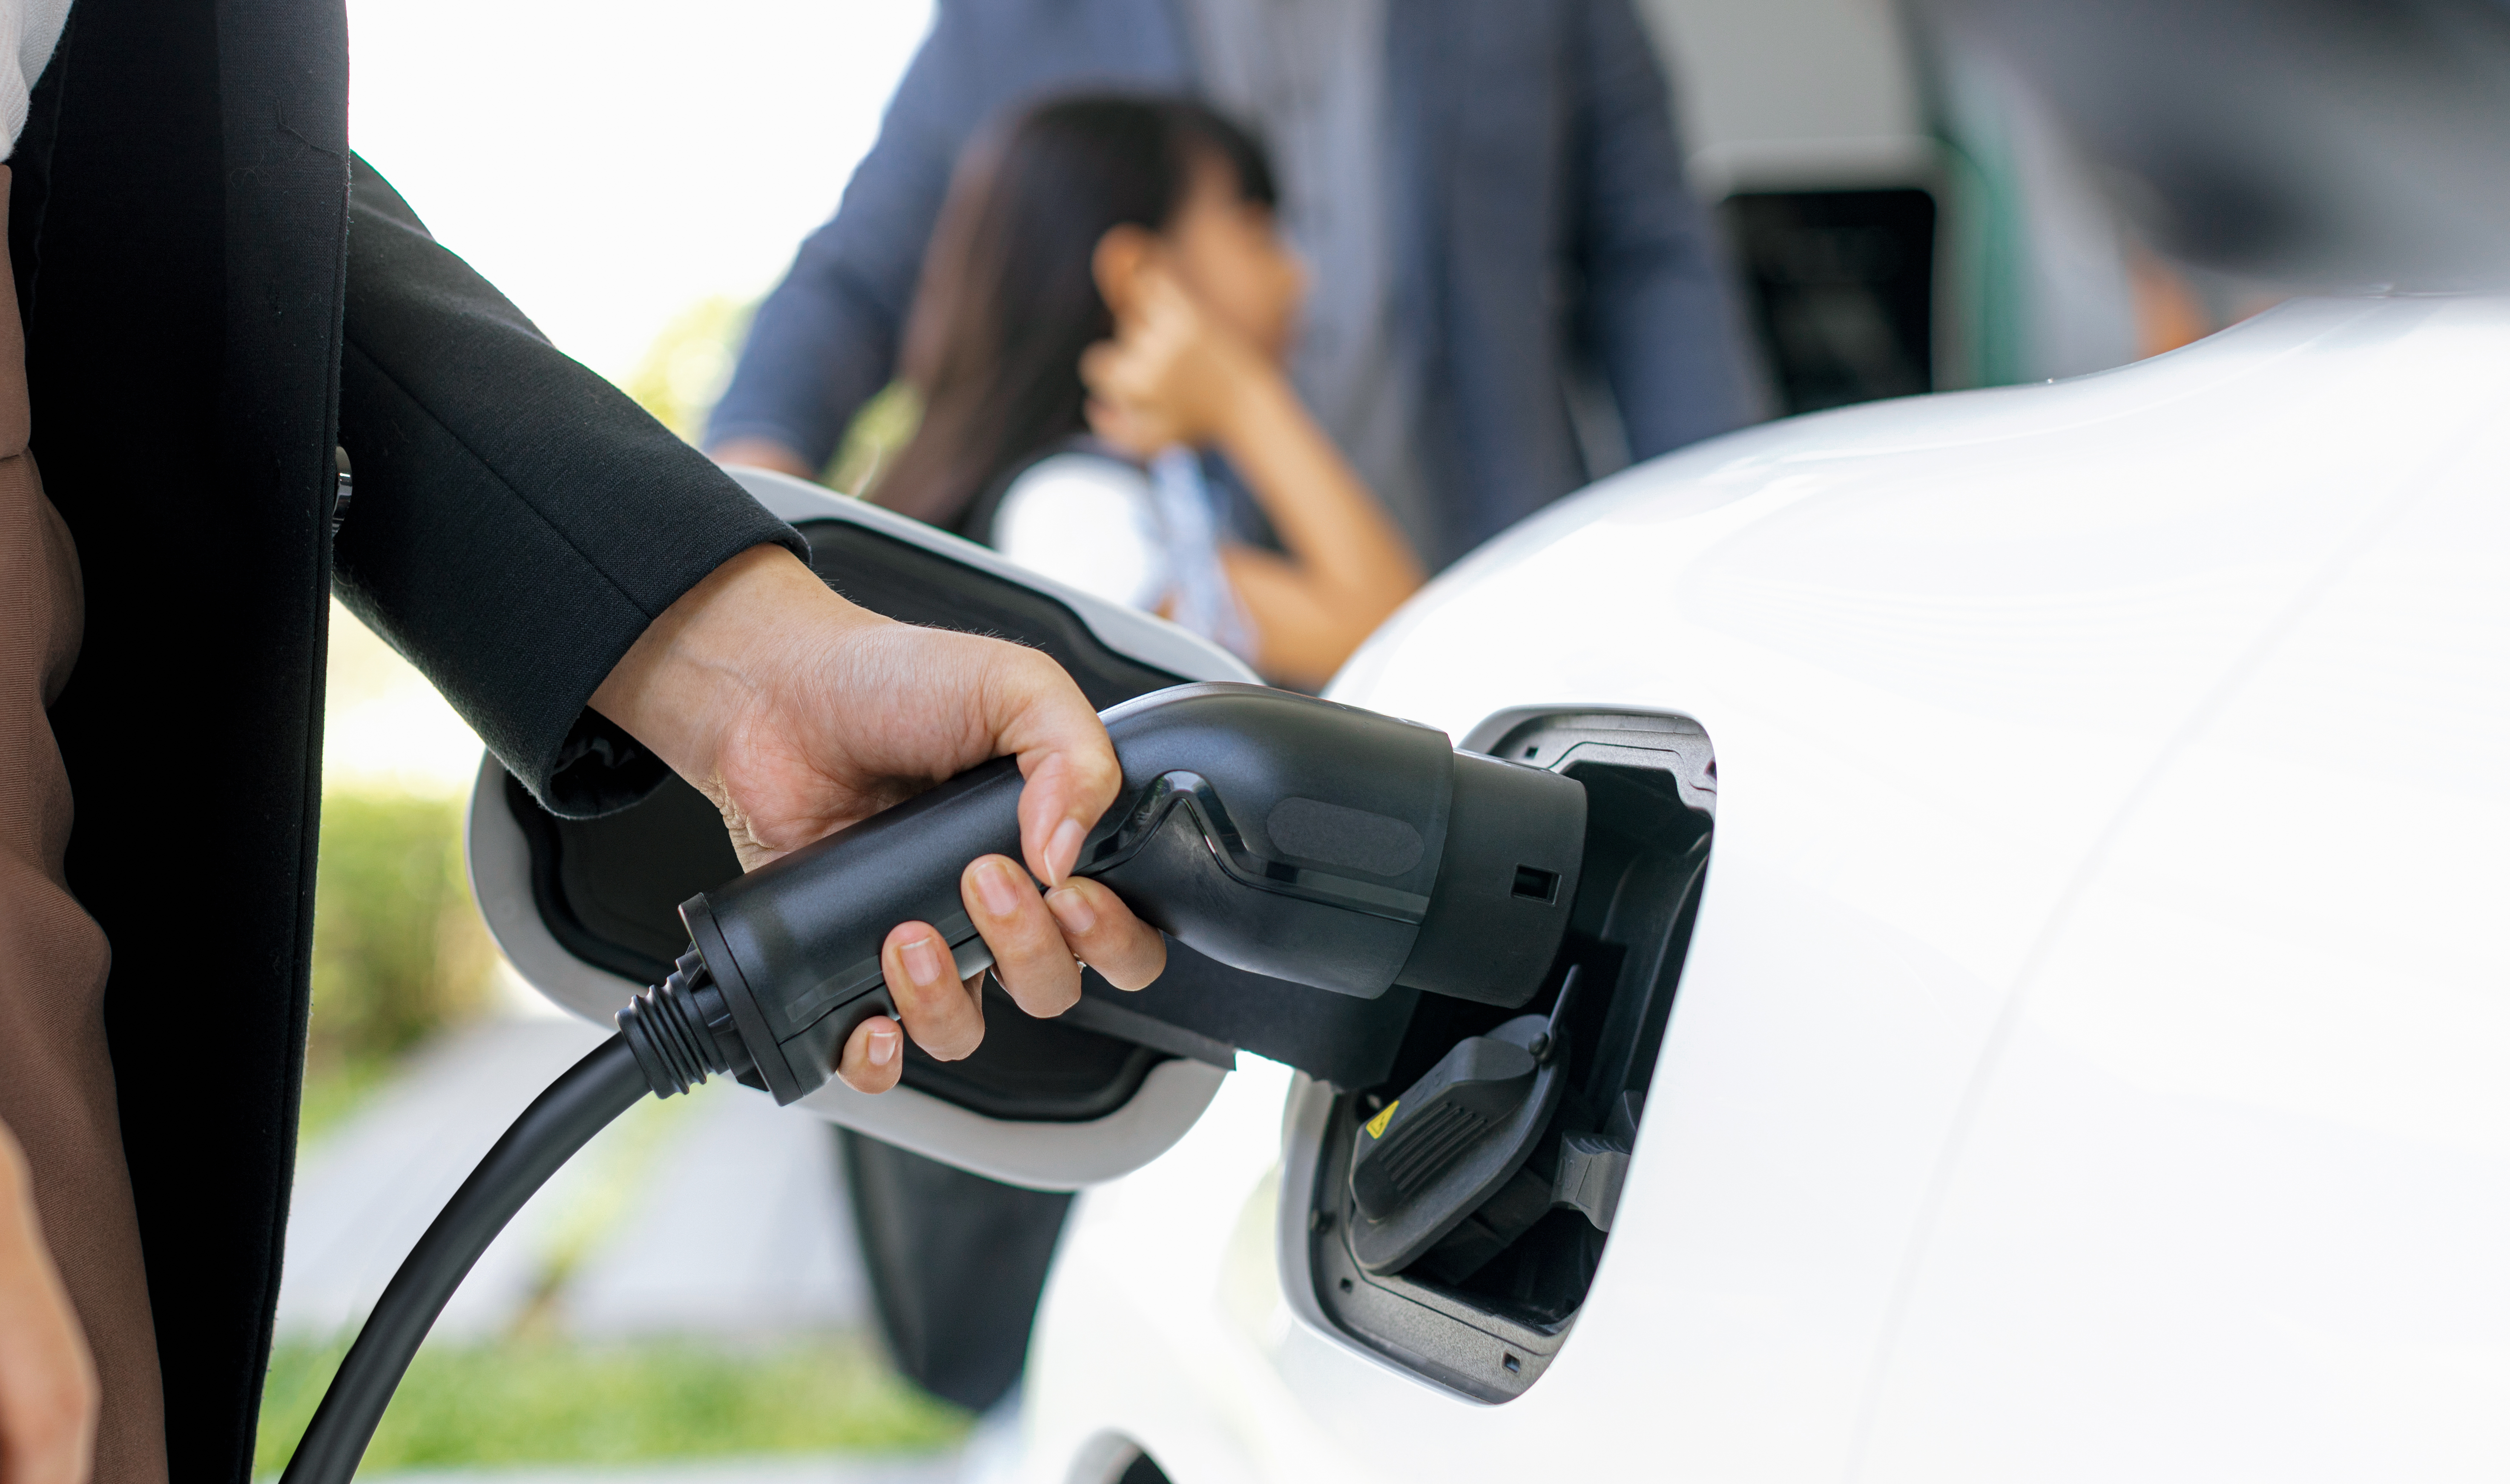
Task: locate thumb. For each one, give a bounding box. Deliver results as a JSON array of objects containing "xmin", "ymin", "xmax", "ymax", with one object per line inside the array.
[
  {"xmin": 985, "ymin": 647, "xmax": 1124, "ymax": 887},
  {"xmin": 1137, "ymin": 258, "xmax": 1193, "ymax": 313}
]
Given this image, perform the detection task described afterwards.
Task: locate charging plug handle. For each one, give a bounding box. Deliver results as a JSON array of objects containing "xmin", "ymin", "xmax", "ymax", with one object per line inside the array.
[{"xmin": 677, "ymin": 683, "xmax": 1587, "ymax": 1105}]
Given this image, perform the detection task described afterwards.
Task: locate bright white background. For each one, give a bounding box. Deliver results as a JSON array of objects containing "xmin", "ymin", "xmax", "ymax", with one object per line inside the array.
[
  {"xmin": 330, "ymin": 0, "xmax": 934, "ymax": 792},
  {"xmin": 345, "ymin": 0, "xmax": 935, "ymax": 382}
]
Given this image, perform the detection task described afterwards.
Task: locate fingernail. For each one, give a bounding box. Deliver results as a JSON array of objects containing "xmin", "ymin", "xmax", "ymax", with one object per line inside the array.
[
  {"xmin": 1048, "ymin": 818, "xmax": 1087, "ymax": 886},
  {"xmin": 901, "ymin": 935, "xmax": 943, "ymax": 988},
  {"xmin": 867, "ymin": 1023, "xmax": 899, "ymax": 1067},
  {"xmin": 1046, "ymin": 886, "xmax": 1097, "ymax": 936},
  {"xmin": 976, "ymin": 858, "xmax": 1025, "ymax": 917}
]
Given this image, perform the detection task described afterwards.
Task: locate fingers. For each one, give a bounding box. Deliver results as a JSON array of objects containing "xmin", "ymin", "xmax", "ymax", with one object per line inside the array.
[
  {"xmin": 1043, "ymin": 879, "xmax": 1166, "ymax": 991},
  {"xmin": 867, "ymin": 852, "xmax": 1097, "ymax": 1074},
  {"xmin": 833, "ymin": 1015, "xmax": 906, "ymax": 1095},
  {"xmin": 983, "ymin": 649, "xmax": 1125, "ymax": 889},
  {"xmin": 852, "ymin": 869, "xmax": 1169, "ymax": 1097},
  {"xmin": 1134, "ymin": 261, "xmax": 1200, "ymax": 325},
  {"xmin": 880, "ymin": 922, "xmax": 986, "ymax": 1062},
  {"xmin": 1080, "ymin": 343, "xmax": 1177, "ymax": 449},
  {"xmin": 1078, "ymin": 341, "xmax": 1119, "ymax": 397},
  {"xmin": 1082, "ymin": 398, "xmax": 1173, "ymax": 461},
  {"xmin": 964, "ymin": 856, "xmax": 1083, "ymax": 1019},
  {"xmin": 0, "ymin": 1130, "xmax": 97, "ymax": 1484}
]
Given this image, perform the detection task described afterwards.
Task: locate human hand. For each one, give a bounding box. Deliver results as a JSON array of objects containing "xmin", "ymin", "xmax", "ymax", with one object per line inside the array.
[
  {"xmin": 1080, "ymin": 264, "xmax": 1273, "ymax": 457},
  {"xmin": 591, "ymin": 546, "xmax": 1166, "ymax": 1093},
  {"xmin": 0, "ymin": 1123, "xmax": 97, "ymax": 1484}
]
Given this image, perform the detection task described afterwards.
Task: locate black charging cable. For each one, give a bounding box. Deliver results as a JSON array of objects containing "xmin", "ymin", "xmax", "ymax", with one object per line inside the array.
[{"xmin": 280, "ymin": 962, "xmax": 746, "ymax": 1484}]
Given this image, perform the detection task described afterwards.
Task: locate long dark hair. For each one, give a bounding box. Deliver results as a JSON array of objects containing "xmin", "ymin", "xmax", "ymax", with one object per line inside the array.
[{"xmin": 870, "ymin": 94, "xmax": 1276, "ymax": 536}]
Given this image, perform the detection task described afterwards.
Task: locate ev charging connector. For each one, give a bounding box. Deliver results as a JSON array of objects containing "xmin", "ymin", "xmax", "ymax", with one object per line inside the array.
[
  {"xmin": 623, "ymin": 683, "xmax": 1587, "ymax": 1105},
  {"xmin": 281, "ymin": 683, "xmax": 1587, "ymax": 1484}
]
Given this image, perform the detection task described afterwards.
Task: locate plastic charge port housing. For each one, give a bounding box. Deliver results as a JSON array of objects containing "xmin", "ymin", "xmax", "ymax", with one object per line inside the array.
[{"xmin": 1289, "ymin": 710, "xmax": 1716, "ymax": 1404}]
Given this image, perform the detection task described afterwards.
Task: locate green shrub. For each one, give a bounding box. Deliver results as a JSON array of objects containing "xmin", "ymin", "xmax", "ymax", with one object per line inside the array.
[
  {"xmin": 623, "ymin": 296, "xmax": 755, "ymax": 445},
  {"xmin": 306, "ymin": 791, "xmax": 494, "ymax": 1114},
  {"xmin": 618, "ymin": 293, "xmax": 922, "ymax": 499}
]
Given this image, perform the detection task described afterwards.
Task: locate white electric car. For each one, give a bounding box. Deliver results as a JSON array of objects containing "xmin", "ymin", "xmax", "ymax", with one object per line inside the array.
[
  {"xmin": 474, "ymin": 287, "xmax": 2509, "ymax": 1481},
  {"xmin": 1015, "ymin": 290, "xmax": 2510, "ymax": 1482},
  {"xmin": 466, "ymin": 0, "xmax": 2510, "ymax": 1470}
]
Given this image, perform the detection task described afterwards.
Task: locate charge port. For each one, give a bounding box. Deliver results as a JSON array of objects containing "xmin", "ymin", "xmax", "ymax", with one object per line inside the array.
[{"xmin": 1289, "ymin": 710, "xmax": 1715, "ymax": 1403}]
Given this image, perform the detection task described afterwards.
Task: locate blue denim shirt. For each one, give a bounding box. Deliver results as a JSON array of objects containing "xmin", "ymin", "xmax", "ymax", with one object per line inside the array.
[{"xmin": 706, "ymin": 0, "xmax": 1764, "ymax": 568}]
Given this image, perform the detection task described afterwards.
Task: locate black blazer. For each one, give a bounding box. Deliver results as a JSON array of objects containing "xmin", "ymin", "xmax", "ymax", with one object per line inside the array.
[{"xmin": 11, "ymin": 3, "xmax": 797, "ymax": 1475}]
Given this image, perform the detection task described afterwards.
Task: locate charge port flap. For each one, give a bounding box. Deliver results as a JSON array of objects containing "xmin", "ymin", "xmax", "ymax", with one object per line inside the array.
[
  {"xmin": 1350, "ymin": 1036, "xmax": 1538, "ymax": 1218},
  {"xmin": 1347, "ymin": 1014, "xmax": 1564, "ymax": 1274}
]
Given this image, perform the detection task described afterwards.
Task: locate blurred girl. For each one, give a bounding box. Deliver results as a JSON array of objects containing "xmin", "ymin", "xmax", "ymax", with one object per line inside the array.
[{"xmin": 871, "ymin": 95, "xmax": 1422, "ymax": 689}]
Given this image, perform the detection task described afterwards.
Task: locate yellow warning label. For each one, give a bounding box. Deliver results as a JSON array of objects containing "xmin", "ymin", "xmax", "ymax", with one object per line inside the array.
[{"xmin": 1365, "ymin": 1101, "xmax": 1400, "ymax": 1139}]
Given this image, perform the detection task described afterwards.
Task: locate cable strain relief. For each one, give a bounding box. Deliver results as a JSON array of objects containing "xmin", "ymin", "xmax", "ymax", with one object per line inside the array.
[{"xmin": 617, "ymin": 951, "xmax": 736, "ymax": 1098}]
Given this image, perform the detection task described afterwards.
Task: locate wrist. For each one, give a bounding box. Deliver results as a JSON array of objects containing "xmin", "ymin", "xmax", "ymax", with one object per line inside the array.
[{"xmin": 590, "ymin": 545, "xmax": 884, "ymax": 790}]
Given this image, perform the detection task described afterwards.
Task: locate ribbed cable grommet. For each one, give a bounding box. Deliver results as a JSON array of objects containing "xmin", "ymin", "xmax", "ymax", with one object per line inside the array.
[{"xmin": 617, "ymin": 959, "xmax": 721, "ymax": 1097}]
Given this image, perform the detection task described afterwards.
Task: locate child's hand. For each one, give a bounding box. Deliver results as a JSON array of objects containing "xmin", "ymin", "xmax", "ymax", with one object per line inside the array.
[{"xmin": 1080, "ymin": 265, "xmax": 1273, "ymax": 456}]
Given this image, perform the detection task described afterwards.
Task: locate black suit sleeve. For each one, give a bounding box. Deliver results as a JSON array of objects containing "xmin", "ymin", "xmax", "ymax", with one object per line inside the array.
[{"xmin": 332, "ymin": 154, "xmax": 806, "ymax": 816}]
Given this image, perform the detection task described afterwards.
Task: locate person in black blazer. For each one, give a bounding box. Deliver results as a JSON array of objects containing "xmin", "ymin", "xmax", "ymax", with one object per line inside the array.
[{"xmin": 0, "ymin": 5, "xmax": 1166, "ymax": 1482}]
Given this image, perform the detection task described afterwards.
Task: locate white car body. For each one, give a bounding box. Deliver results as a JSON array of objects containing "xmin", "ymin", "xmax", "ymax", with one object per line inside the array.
[{"xmin": 1013, "ymin": 293, "xmax": 2510, "ymax": 1481}]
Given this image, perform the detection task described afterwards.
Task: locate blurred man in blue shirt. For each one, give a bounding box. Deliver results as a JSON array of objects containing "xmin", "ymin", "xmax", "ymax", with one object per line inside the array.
[{"xmin": 707, "ymin": 0, "xmax": 1765, "ymax": 571}]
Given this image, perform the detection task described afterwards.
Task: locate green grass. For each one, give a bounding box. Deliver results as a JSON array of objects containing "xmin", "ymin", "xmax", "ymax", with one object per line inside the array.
[
  {"xmin": 256, "ymin": 1337, "xmax": 969, "ymax": 1473},
  {"xmin": 294, "ymin": 1056, "xmax": 398, "ymax": 1148}
]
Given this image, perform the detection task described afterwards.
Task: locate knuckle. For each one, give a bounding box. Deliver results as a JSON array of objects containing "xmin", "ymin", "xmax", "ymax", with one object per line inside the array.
[
  {"xmin": 1001, "ymin": 970, "xmax": 1080, "ymax": 1018},
  {"xmin": 1008, "ymin": 919, "xmax": 1076, "ymax": 975},
  {"xmin": 1031, "ymin": 988, "xmax": 1082, "ymax": 1017},
  {"xmin": 992, "ymin": 961, "xmax": 1060, "ymax": 1008},
  {"xmin": 1103, "ymin": 925, "xmax": 1167, "ymax": 991},
  {"xmin": 1011, "ymin": 950, "xmax": 1082, "ymax": 996},
  {"xmin": 920, "ymin": 993, "xmax": 986, "ymax": 1062}
]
